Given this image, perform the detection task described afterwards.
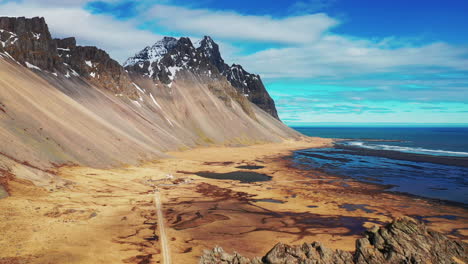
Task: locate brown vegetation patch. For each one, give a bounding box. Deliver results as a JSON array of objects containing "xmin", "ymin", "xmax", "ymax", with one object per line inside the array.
[
  {"xmin": 123, "ymin": 254, "xmax": 153, "ymax": 264},
  {"xmin": 44, "ymin": 206, "xmax": 98, "ymax": 220},
  {"xmin": 195, "ymin": 183, "xmax": 253, "ymax": 201},
  {"xmin": 0, "ymin": 257, "xmax": 32, "ymax": 264},
  {"xmin": 172, "ymin": 211, "xmax": 230, "ymax": 230}
]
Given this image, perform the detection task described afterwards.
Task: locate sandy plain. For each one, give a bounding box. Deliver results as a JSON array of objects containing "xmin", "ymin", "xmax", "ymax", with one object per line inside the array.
[{"xmin": 0, "ymin": 137, "xmax": 467, "ymax": 264}]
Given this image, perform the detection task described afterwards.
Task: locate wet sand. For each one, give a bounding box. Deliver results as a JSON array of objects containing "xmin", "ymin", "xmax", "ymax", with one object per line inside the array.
[{"xmin": 0, "ymin": 137, "xmax": 467, "ymax": 264}]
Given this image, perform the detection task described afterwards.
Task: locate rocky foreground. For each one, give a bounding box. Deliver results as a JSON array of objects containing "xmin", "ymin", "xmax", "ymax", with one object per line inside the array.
[{"xmin": 200, "ymin": 217, "xmax": 467, "ymax": 264}]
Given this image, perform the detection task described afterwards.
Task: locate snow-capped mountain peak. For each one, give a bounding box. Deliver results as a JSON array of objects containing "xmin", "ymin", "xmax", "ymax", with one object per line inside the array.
[
  {"xmin": 123, "ymin": 36, "xmax": 178, "ymax": 68},
  {"xmin": 124, "ymin": 36, "xmax": 279, "ymax": 119}
]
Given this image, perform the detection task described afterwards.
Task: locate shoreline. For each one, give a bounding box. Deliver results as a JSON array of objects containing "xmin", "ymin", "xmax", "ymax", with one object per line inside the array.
[
  {"xmin": 284, "ymin": 148, "xmax": 468, "ymax": 209},
  {"xmin": 286, "ymin": 154, "xmax": 468, "ymax": 211},
  {"xmin": 339, "ymin": 145, "xmax": 468, "ymax": 168},
  {"xmin": 291, "ymin": 140, "xmax": 468, "ymax": 207},
  {"xmin": 0, "ymin": 137, "xmax": 467, "ymax": 263}
]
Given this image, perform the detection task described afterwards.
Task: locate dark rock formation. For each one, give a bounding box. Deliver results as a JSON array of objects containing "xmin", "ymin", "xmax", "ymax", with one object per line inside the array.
[
  {"xmin": 0, "ymin": 16, "xmax": 136, "ymax": 98},
  {"xmin": 262, "ymin": 242, "xmax": 353, "ymax": 264},
  {"xmin": 124, "ymin": 36, "xmax": 223, "ymax": 83},
  {"xmin": 199, "ymin": 217, "xmax": 467, "ymax": 264},
  {"xmin": 1, "ymin": 16, "xmax": 279, "ymax": 119},
  {"xmin": 124, "ymin": 36, "xmax": 256, "ymax": 118},
  {"xmin": 199, "ymin": 246, "xmax": 263, "ymax": 264},
  {"xmin": 55, "ymin": 37, "xmax": 137, "ymax": 97},
  {"xmin": 54, "ymin": 37, "xmax": 76, "ymax": 50},
  {"xmin": 225, "ymin": 63, "xmax": 278, "ymax": 119},
  {"xmin": 354, "ymin": 217, "xmax": 467, "ymax": 264},
  {"xmin": 0, "ymin": 16, "xmax": 64, "ymax": 72},
  {"xmin": 124, "ymin": 36, "xmax": 280, "ymax": 119},
  {"xmin": 198, "ymin": 36, "xmax": 278, "ymax": 119}
]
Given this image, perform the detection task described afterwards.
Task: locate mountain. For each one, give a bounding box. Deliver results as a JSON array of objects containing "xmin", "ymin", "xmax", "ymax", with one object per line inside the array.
[
  {"xmin": 0, "ymin": 16, "xmax": 300, "ymax": 185},
  {"xmin": 124, "ymin": 36, "xmax": 279, "ymax": 119}
]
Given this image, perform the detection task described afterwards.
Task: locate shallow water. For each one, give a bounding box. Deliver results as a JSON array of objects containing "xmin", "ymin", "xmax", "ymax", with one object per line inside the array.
[
  {"xmin": 252, "ymin": 198, "xmax": 285, "ymax": 204},
  {"xmin": 189, "ymin": 171, "xmax": 272, "ymax": 183},
  {"xmin": 410, "ymin": 214, "xmax": 461, "ymax": 223},
  {"xmin": 339, "ymin": 204, "xmax": 375, "ymax": 213},
  {"xmin": 235, "ymin": 165, "xmax": 265, "ymax": 170},
  {"xmin": 293, "ymin": 127, "xmax": 468, "ymax": 205}
]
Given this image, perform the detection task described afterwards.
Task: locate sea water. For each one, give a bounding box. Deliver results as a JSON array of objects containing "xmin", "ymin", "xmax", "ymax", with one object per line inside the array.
[{"xmin": 293, "ymin": 127, "xmax": 468, "ymax": 205}]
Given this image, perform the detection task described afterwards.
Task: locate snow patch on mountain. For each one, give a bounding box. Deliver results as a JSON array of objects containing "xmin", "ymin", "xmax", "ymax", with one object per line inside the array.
[
  {"xmin": 25, "ymin": 61, "xmax": 41, "ymax": 70},
  {"xmin": 168, "ymin": 65, "xmax": 182, "ymax": 81},
  {"xmin": 124, "ymin": 35, "xmax": 280, "ymax": 119},
  {"xmin": 132, "ymin": 82, "xmax": 145, "ymax": 93},
  {"xmin": 123, "ymin": 37, "xmax": 178, "ymax": 68}
]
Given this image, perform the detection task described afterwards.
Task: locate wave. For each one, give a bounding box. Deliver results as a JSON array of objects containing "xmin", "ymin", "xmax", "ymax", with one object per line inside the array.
[{"xmin": 345, "ymin": 141, "xmax": 468, "ymax": 157}]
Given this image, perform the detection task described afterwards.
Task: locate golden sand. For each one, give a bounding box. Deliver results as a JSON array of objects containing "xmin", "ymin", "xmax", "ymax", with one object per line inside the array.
[{"xmin": 0, "ymin": 138, "xmax": 467, "ymax": 264}]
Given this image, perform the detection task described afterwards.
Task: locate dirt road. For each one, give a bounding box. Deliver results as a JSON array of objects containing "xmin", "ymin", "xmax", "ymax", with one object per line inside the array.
[{"xmin": 154, "ymin": 190, "xmax": 171, "ymax": 264}]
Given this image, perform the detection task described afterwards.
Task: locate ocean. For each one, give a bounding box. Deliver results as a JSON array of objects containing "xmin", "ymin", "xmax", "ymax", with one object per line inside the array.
[{"xmin": 292, "ymin": 127, "xmax": 468, "ymax": 206}]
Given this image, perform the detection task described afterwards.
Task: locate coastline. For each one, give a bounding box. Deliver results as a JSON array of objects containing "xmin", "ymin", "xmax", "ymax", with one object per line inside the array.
[
  {"xmin": 338, "ymin": 144, "xmax": 468, "ymax": 168},
  {"xmin": 288, "ymin": 148, "xmax": 468, "ymax": 209},
  {"xmin": 0, "ymin": 137, "xmax": 467, "ymax": 263}
]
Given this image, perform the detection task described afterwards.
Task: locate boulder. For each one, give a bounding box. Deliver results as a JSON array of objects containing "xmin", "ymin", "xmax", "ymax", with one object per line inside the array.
[{"xmin": 199, "ymin": 217, "xmax": 467, "ymax": 264}]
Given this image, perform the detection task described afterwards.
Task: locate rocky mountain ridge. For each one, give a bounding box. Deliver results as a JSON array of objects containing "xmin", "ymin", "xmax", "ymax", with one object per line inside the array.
[
  {"xmin": 0, "ymin": 16, "xmax": 300, "ymax": 187},
  {"xmin": 1, "ymin": 16, "xmax": 279, "ymax": 119},
  {"xmin": 124, "ymin": 36, "xmax": 279, "ymax": 119},
  {"xmin": 55, "ymin": 37, "xmax": 138, "ymax": 98},
  {"xmin": 200, "ymin": 217, "xmax": 467, "ymax": 264},
  {"xmin": 0, "ymin": 16, "xmax": 63, "ymax": 72},
  {"xmin": 0, "ymin": 16, "xmax": 138, "ymax": 98}
]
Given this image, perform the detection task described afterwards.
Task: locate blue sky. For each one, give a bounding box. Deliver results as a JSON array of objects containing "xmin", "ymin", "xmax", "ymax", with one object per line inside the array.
[{"xmin": 1, "ymin": 0, "xmax": 467, "ymax": 126}]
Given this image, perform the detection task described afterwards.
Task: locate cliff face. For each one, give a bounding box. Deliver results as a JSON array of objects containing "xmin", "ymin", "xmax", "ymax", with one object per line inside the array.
[
  {"xmin": 55, "ymin": 37, "xmax": 138, "ymax": 98},
  {"xmin": 0, "ymin": 16, "xmax": 136, "ymax": 98},
  {"xmin": 124, "ymin": 36, "xmax": 280, "ymax": 119},
  {"xmin": 0, "ymin": 17, "xmax": 64, "ymax": 72},
  {"xmin": 0, "ymin": 16, "xmax": 300, "ymax": 186}
]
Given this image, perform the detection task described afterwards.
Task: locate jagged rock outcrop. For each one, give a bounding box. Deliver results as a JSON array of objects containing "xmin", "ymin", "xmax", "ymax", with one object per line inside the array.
[
  {"xmin": 354, "ymin": 217, "xmax": 467, "ymax": 264},
  {"xmin": 199, "ymin": 217, "xmax": 467, "ymax": 264},
  {"xmin": 125, "ymin": 36, "xmax": 256, "ymax": 118},
  {"xmin": 262, "ymin": 242, "xmax": 353, "ymax": 264},
  {"xmin": 124, "ymin": 36, "xmax": 224, "ymax": 84},
  {"xmin": 0, "ymin": 16, "xmax": 136, "ymax": 97},
  {"xmin": 199, "ymin": 246, "xmax": 264, "ymax": 264},
  {"xmin": 124, "ymin": 36, "xmax": 279, "ymax": 119},
  {"xmin": 225, "ymin": 63, "xmax": 278, "ymax": 119},
  {"xmin": 197, "ymin": 36, "xmax": 279, "ymax": 119},
  {"xmin": 55, "ymin": 37, "xmax": 137, "ymax": 98},
  {"xmin": 0, "ymin": 16, "xmax": 64, "ymax": 72}
]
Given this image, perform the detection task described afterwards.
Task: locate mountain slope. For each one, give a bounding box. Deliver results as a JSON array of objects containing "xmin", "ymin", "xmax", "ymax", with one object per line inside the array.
[
  {"xmin": 0, "ymin": 16, "xmax": 300, "ymax": 186},
  {"xmin": 124, "ymin": 36, "xmax": 279, "ymax": 119}
]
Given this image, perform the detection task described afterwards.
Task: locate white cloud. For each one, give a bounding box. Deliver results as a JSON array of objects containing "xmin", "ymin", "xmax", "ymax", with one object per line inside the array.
[
  {"xmin": 0, "ymin": 1, "xmax": 162, "ymax": 62},
  {"xmin": 140, "ymin": 4, "xmax": 468, "ymax": 80},
  {"xmin": 145, "ymin": 4, "xmax": 338, "ymax": 44},
  {"xmin": 0, "ymin": 0, "xmax": 467, "ymax": 81},
  {"xmin": 237, "ymin": 35, "xmax": 468, "ymax": 79},
  {"xmin": 16, "ymin": 0, "xmax": 91, "ymax": 6}
]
